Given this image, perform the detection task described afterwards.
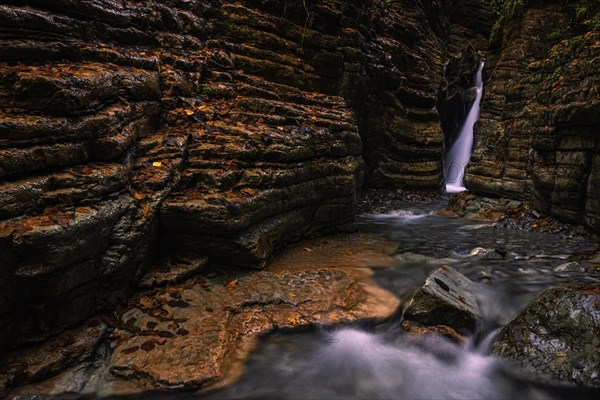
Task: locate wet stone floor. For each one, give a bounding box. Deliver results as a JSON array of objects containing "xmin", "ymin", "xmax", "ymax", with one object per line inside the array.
[{"xmin": 4, "ymin": 194, "xmax": 600, "ymax": 399}]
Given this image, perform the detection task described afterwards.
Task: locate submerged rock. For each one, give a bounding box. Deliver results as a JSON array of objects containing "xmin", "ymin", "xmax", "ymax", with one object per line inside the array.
[
  {"xmin": 403, "ymin": 266, "xmax": 479, "ymax": 334},
  {"xmin": 492, "ymin": 284, "xmax": 600, "ymax": 387}
]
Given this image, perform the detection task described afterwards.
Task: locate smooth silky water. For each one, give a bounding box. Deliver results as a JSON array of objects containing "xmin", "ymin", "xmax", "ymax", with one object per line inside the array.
[
  {"xmin": 206, "ymin": 197, "xmax": 600, "ymax": 400},
  {"xmin": 444, "ymin": 61, "xmax": 484, "ymax": 194}
]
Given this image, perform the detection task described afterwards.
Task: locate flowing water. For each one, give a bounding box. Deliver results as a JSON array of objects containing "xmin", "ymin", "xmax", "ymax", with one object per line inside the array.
[
  {"xmin": 206, "ymin": 198, "xmax": 600, "ymax": 400},
  {"xmin": 444, "ymin": 62, "xmax": 484, "ymax": 193}
]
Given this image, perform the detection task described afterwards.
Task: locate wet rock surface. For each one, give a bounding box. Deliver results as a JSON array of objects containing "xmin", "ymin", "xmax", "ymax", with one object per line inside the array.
[
  {"xmin": 403, "ymin": 266, "xmax": 479, "ymax": 334},
  {"xmin": 1, "ymin": 233, "xmax": 399, "ymax": 397},
  {"xmin": 466, "ymin": 0, "xmax": 600, "ymax": 234},
  {"xmin": 438, "ymin": 192, "xmax": 591, "ymax": 240},
  {"xmin": 357, "ymin": 189, "xmax": 444, "ymax": 214},
  {"xmin": 492, "ymin": 284, "xmax": 600, "ymax": 387}
]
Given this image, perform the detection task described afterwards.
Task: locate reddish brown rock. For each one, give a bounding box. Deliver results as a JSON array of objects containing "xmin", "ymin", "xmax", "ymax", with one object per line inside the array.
[{"xmin": 3, "ymin": 233, "xmax": 400, "ymax": 397}]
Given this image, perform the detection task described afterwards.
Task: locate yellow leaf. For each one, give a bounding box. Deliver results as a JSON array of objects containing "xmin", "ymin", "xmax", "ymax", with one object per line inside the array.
[
  {"xmin": 139, "ymin": 296, "xmax": 154, "ymax": 308},
  {"xmin": 185, "ymin": 109, "xmax": 194, "ymax": 115},
  {"xmin": 240, "ymin": 187, "xmax": 257, "ymax": 196},
  {"xmin": 0, "ymin": 224, "xmax": 15, "ymax": 238},
  {"xmin": 225, "ymin": 279, "xmax": 238, "ymax": 291},
  {"xmin": 152, "ymin": 161, "xmax": 162, "ymax": 167},
  {"xmin": 276, "ymin": 126, "xmax": 285, "ymax": 131}
]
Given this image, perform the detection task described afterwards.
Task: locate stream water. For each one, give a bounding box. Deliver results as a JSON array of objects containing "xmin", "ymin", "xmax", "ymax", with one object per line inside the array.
[{"xmin": 205, "ymin": 197, "xmax": 600, "ymax": 400}]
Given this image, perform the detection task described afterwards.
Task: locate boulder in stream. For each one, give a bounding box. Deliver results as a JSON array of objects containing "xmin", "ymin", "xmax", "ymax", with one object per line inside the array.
[
  {"xmin": 403, "ymin": 266, "xmax": 479, "ymax": 334},
  {"xmin": 492, "ymin": 284, "xmax": 600, "ymax": 387}
]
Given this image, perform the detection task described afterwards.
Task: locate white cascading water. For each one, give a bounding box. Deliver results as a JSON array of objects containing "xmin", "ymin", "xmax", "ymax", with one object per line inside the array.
[{"xmin": 445, "ymin": 61, "xmax": 484, "ymax": 193}]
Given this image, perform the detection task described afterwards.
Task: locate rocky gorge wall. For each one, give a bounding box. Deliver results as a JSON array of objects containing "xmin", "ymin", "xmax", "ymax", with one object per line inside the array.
[
  {"xmin": 466, "ymin": 0, "xmax": 600, "ymax": 233},
  {"xmin": 0, "ymin": 0, "xmax": 491, "ymax": 357}
]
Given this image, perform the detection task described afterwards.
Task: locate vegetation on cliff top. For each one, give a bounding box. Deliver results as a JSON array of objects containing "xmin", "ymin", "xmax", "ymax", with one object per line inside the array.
[
  {"xmin": 490, "ymin": 0, "xmax": 599, "ymax": 83},
  {"xmin": 490, "ymin": 0, "xmax": 599, "ymax": 48}
]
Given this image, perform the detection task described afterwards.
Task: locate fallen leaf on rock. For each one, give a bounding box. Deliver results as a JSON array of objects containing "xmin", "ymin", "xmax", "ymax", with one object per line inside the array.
[
  {"xmin": 184, "ymin": 109, "xmax": 194, "ymax": 116},
  {"xmin": 142, "ymin": 204, "xmax": 153, "ymax": 217},
  {"xmin": 106, "ymin": 331, "xmax": 126, "ymax": 341},
  {"xmin": 133, "ymin": 192, "xmax": 145, "ymax": 201},
  {"xmin": 0, "ymin": 225, "xmax": 14, "ymax": 238},
  {"xmin": 160, "ymin": 308, "xmax": 174, "ymax": 319},
  {"xmin": 176, "ymin": 328, "xmax": 190, "ymax": 336},
  {"xmin": 121, "ymin": 346, "xmax": 139, "ymax": 355},
  {"xmin": 141, "ymin": 341, "xmax": 155, "ymax": 351},
  {"xmin": 240, "ymin": 187, "xmax": 257, "ymax": 196},
  {"xmin": 168, "ymin": 299, "xmax": 190, "ymax": 308},
  {"xmin": 303, "ymin": 247, "xmax": 313, "ymax": 253},
  {"xmin": 139, "ymin": 297, "xmax": 154, "ymax": 308},
  {"xmin": 151, "ymin": 309, "xmax": 162, "ymax": 317},
  {"xmin": 152, "ymin": 161, "xmax": 162, "ymax": 167},
  {"xmin": 225, "ymin": 279, "xmax": 238, "ymax": 291}
]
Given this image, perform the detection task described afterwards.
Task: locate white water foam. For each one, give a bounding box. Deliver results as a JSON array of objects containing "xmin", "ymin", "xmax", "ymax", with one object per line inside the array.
[{"xmin": 366, "ymin": 209, "xmax": 432, "ymax": 222}]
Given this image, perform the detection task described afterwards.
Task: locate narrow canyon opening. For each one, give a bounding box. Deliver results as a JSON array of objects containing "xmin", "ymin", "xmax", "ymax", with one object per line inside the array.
[{"xmin": 438, "ymin": 47, "xmax": 485, "ymax": 194}]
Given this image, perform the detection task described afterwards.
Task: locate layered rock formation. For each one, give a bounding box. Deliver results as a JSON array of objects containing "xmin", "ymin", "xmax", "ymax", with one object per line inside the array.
[
  {"xmin": 466, "ymin": 0, "xmax": 600, "ymax": 233},
  {"xmin": 0, "ymin": 0, "xmax": 357, "ymax": 355},
  {"xmin": 0, "ymin": 0, "xmax": 493, "ymax": 358}
]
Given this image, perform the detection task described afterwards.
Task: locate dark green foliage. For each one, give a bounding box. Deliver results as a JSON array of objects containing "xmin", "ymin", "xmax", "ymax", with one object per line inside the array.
[
  {"xmin": 491, "ymin": 0, "xmax": 599, "ymax": 82},
  {"xmin": 540, "ymin": 0, "xmax": 598, "ymax": 83},
  {"xmin": 489, "ymin": 0, "xmax": 527, "ymax": 48}
]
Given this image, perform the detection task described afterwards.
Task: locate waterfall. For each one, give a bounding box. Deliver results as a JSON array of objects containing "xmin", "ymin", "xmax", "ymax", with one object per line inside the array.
[{"xmin": 444, "ymin": 61, "xmax": 484, "ymax": 193}]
